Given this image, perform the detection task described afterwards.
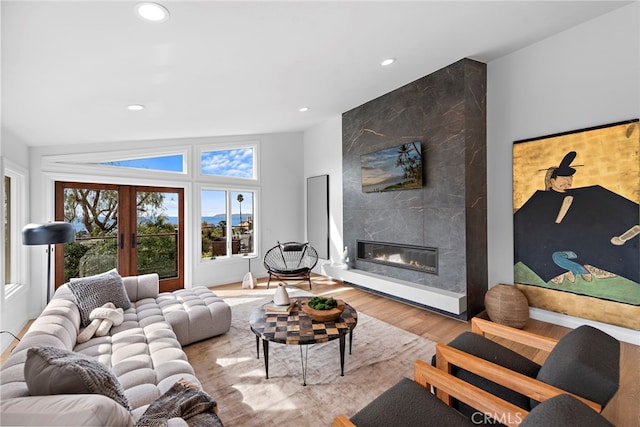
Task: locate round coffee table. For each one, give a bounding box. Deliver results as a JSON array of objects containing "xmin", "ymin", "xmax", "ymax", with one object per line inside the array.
[{"xmin": 249, "ymin": 297, "xmax": 358, "ymax": 385}]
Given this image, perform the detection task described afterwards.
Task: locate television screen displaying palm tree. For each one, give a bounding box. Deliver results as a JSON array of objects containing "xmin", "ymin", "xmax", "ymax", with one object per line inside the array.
[{"xmin": 361, "ymin": 141, "xmax": 423, "ymax": 193}]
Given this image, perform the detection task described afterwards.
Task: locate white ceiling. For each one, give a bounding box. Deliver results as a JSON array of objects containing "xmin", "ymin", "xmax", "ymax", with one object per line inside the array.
[{"xmin": 1, "ymin": 1, "xmax": 631, "ymax": 147}]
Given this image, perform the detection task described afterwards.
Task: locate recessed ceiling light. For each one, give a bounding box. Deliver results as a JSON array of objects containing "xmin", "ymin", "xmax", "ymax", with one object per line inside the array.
[
  {"xmin": 299, "ymin": 107, "xmax": 309, "ymax": 112},
  {"xmin": 381, "ymin": 58, "xmax": 396, "ymax": 66},
  {"xmin": 135, "ymin": 2, "xmax": 169, "ymax": 22},
  {"xmin": 127, "ymin": 104, "xmax": 145, "ymax": 111}
]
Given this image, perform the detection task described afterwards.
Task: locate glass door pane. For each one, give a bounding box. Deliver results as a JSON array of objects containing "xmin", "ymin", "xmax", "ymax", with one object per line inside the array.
[
  {"xmin": 135, "ymin": 190, "xmax": 180, "ymax": 279},
  {"xmin": 201, "ymin": 190, "xmax": 228, "ymax": 258},
  {"xmin": 4, "ymin": 176, "xmax": 11, "ymax": 284},
  {"xmin": 232, "ymin": 191, "xmax": 253, "ymax": 254},
  {"xmin": 61, "ymin": 186, "xmax": 119, "ymax": 282}
]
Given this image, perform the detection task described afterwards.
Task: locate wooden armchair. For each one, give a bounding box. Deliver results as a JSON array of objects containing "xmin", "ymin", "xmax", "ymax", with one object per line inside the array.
[
  {"xmin": 333, "ymin": 359, "xmax": 612, "ymax": 427},
  {"xmin": 434, "ymin": 317, "xmax": 620, "ymax": 418}
]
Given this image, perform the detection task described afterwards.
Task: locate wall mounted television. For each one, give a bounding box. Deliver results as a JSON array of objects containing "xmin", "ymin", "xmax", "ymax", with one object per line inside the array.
[{"xmin": 361, "ymin": 141, "xmax": 423, "ymax": 193}]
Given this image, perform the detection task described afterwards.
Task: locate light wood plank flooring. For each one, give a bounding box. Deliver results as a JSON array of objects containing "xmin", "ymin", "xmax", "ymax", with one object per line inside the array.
[{"xmin": 204, "ymin": 276, "xmax": 639, "ymax": 426}]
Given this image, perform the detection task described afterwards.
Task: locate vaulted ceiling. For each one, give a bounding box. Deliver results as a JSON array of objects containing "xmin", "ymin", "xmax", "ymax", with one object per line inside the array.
[{"xmin": 1, "ymin": 1, "xmax": 631, "ymax": 147}]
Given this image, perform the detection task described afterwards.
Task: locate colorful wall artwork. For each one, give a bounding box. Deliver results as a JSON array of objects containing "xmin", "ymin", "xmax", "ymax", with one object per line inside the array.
[{"xmin": 512, "ymin": 119, "xmax": 640, "ymax": 329}]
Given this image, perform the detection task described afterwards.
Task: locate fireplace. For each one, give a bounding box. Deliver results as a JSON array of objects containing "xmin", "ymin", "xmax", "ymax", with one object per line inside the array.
[{"xmin": 356, "ymin": 240, "xmax": 438, "ymax": 274}]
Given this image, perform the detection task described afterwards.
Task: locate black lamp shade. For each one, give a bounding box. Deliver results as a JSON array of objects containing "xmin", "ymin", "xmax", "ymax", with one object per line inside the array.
[{"xmin": 22, "ymin": 222, "xmax": 76, "ymax": 245}]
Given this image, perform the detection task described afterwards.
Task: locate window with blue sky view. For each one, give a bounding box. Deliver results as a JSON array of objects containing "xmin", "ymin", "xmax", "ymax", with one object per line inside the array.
[
  {"xmin": 201, "ymin": 147, "xmax": 254, "ymax": 179},
  {"xmin": 94, "ymin": 145, "xmax": 257, "ymax": 259},
  {"xmin": 100, "ymin": 154, "xmax": 184, "ymax": 173},
  {"xmin": 201, "ymin": 189, "xmax": 254, "ymax": 258}
]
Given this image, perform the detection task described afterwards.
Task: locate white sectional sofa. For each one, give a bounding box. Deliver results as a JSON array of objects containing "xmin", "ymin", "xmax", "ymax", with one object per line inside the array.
[{"xmin": 0, "ymin": 273, "xmax": 231, "ymax": 426}]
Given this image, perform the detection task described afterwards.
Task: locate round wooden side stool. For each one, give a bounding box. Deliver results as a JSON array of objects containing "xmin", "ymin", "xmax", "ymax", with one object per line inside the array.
[{"xmin": 484, "ymin": 284, "xmax": 529, "ymax": 328}]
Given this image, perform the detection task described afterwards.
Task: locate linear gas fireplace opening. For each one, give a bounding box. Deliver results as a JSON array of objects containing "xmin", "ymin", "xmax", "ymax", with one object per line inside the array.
[{"xmin": 357, "ymin": 240, "xmax": 438, "ymax": 274}]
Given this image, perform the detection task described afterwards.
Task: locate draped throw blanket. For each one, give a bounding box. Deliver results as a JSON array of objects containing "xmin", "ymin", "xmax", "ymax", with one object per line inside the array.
[{"xmin": 136, "ymin": 379, "xmax": 223, "ymax": 427}]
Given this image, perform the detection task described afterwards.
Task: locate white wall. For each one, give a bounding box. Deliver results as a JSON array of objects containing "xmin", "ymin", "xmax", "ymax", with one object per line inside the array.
[
  {"xmin": 20, "ymin": 132, "xmax": 304, "ymax": 323},
  {"xmin": 304, "ymin": 4, "xmax": 640, "ymax": 342},
  {"xmin": 303, "ymin": 115, "xmax": 343, "ymax": 272},
  {"xmin": 5, "ymin": 4, "xmax": 638, "ymax": 351},
  {"xmin": 1, "ymin": 129, "xmax": 30, "ymax": 167},
  {"xmin": 487, "ymin": 3, "xmax": 639, "ymax": 343},
  {"xmin": 242, "ymin": 131, "xmax": 305, "ymax": 279},
  {"xmin": 191, "ymin": 131, "xmax": 306, "ymax": 286},
  {"xmin": 0, "ymin": 130, "xmax": 304, "ymax": 352},
  {"xmin": 1, "ymin": 130, "xmax": 32, "ymax": 351}
]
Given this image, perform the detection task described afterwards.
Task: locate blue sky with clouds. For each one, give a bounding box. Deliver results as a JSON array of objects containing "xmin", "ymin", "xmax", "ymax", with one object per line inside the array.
[
  {"xmin": 201, "ymin": 148, "xmax": 254, "ymax": 178},
  {"xmin": 101, "ymin": 149, "xmax": 254, "ymax": 218}
]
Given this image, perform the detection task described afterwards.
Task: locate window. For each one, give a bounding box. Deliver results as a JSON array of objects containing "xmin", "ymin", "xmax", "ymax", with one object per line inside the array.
[
  {"xmin": 40, "ymin": 141, "xmax": 260, "ymax": 277},
  {"xmin": 3, "ymin": 162, "xmax": 27, "ymax": 290},
  {"xmin": 41, "ymin": 149, "xmax": 188, "ymax": 176},
  {"xmin": 201, "ymin": 189, "xmax": 254, "ymax": 258},
  {"xmin": 200, "ymin": 147, "xmax": 255, "ymax": 179},
  {"xmin": 4, "ymin": 176, "xmax": 11, "ymax": 284},
  {"xmin": 99, "ymin": 154, "xmax": 184, "ymax": 173}
]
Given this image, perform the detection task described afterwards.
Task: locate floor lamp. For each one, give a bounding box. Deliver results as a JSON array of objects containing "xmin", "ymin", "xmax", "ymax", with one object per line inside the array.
[{"xmin": 22, "ymin": 222, "xmax": 76, "ymax": 303}]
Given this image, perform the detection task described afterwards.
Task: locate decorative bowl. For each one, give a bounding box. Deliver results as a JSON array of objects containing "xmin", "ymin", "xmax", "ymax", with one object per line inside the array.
[{"xmin": 301, "ymin": 299, "xmax": 345, "ymax": 322}]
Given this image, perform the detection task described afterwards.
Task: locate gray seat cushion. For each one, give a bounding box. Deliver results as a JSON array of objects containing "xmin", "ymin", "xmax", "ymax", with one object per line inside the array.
[
  {"xmin": 534, "ymin": 325, "xmax": 619, "ymax": 409},
  {"xmin": 522, "ymin": 394, "xmax": 613, "ymax": 427},
  {"xmin": 441, "ymin": 332, "xmax": 541, "ymax": 422},
  {"xmin": 350, "ymin": 377, "xmax": 473, "ymax": 427}
]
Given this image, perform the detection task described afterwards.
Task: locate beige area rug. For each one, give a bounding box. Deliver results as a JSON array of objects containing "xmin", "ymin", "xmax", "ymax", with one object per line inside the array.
[{"xmin": 183, "ymin": 287, "xmax": 437, "ymax": 427}]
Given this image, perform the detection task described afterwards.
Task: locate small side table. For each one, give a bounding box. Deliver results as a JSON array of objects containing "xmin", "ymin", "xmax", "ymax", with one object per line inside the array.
[{"xmin": 242, "ymin": 254, "xmax": 258, "ymax": 289}]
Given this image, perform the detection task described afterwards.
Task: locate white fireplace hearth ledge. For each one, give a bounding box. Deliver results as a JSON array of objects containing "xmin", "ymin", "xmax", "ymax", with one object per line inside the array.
[{"xmin": 323, "ymin": 264, "xmax": 466, "ymax": 315}]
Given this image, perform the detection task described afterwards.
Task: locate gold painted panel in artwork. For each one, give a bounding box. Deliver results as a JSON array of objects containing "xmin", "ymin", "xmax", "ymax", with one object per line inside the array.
[
  {"xmin": 513, "ymin": 121, "xmax": 639, "ymax": 211},
  {"xmin": 515, "ymin": 283, "xmax": 640, "ymax": 330}
]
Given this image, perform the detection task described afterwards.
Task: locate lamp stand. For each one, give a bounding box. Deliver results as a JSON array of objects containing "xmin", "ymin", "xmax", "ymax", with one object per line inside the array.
[{"xmin": 46, "ymin": 244, "xmax": 53, "ymax": 303}]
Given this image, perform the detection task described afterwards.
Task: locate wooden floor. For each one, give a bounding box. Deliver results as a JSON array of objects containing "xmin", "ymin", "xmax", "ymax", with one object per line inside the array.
[{"xmin": 208, "ymin": 276, "xmax": 639, "ymax": 426}]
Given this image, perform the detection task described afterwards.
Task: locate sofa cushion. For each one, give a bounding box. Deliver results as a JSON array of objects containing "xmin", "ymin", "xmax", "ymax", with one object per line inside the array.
[
  {"xmin": 0, "ymin": 394, "xmax": 134, "ymax": 427},
  {"xmin": 24, "ymin": 346, "xmax": 131, "ymax": 410},
  {"xmin": 68, "ymin": 269, "xmax": 131, "ymax": 327}
]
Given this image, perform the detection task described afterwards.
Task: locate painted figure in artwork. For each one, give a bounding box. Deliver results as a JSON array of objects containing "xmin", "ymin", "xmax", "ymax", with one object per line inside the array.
[
  {"xmin": 543, "ymin": 152, "xmax": 593, "ymax": 282},
  {"xmin": 514, "ymin": 150, "xmax": 639, "ymax": 285},
  {"xmin": 544, "ymin": 152, "xmax": 575, "ymax": 193}
]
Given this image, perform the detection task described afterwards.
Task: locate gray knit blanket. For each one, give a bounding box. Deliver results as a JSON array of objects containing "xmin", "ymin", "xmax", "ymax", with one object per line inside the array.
[{"xmin": 135, "ymin": 379, "xmax": 223, "ymax": 427}]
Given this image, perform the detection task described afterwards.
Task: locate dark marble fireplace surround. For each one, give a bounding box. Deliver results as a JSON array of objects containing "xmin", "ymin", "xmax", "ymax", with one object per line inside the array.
[{"xmin": 342, "ymin": 58, "xmax": 487, "ymax": 319}]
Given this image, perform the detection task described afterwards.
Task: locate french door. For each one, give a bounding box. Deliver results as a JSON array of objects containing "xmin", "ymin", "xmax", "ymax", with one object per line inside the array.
[{"xmin": 55, "ymin": 182, "xmax": 184, "ymax": 292}]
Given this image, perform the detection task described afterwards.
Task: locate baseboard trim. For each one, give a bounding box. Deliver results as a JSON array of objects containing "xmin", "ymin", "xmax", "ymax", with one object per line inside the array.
[
  {"xmin": 323, "ymin": 264, "xmax": 466, "ymax": 315},
  {"xmin": 529, "ymin": 307, "xmax": 640, "ymax": 345}
]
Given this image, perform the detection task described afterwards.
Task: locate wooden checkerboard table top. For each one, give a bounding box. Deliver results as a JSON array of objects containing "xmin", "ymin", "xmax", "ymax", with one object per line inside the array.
[{"xmin": 249, "ymin": 297, "xmax": 358, "ymax": 345}]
